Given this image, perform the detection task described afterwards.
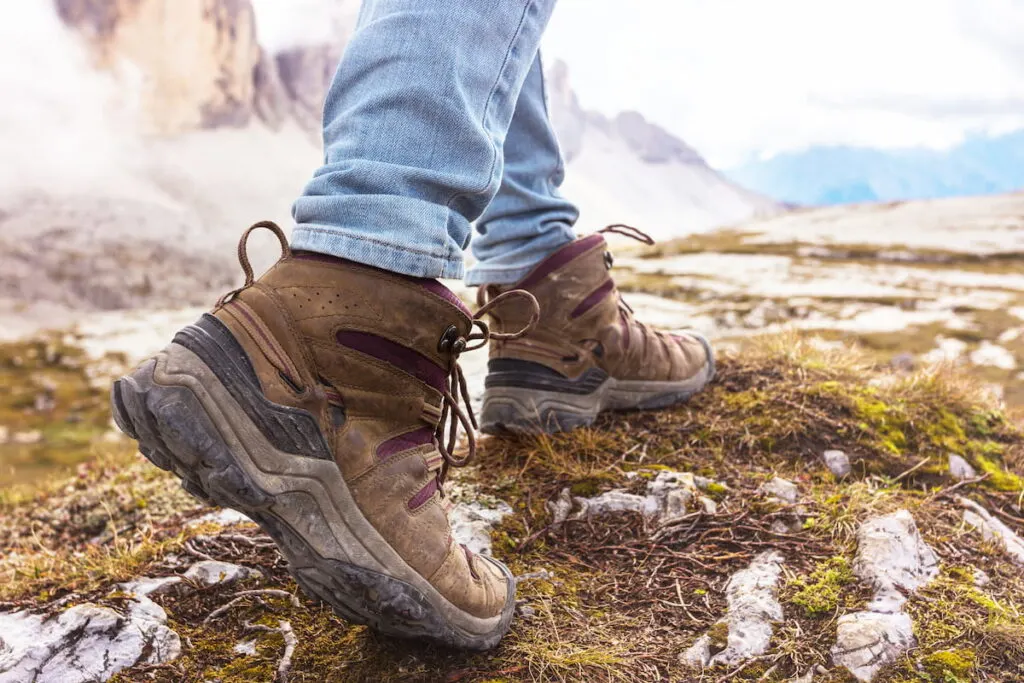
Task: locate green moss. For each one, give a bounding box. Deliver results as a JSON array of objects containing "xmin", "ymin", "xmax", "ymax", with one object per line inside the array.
[
  {"xmin": 0, "ymin": 335, "xmax": 122, "ymax": 487},
  {"xmin": 920, "ymin": 649, "xmax": 975, "ymax": 679},
  {"xmin": 786, "ymin": 557, "xmax": 855, "ymax": 617},
  {"xmin": 903, "ymin": 567, "xmax": 1024, "ymax": 679},
  {"xmin": 705, "ymin": 481, "xmax": 728, "ymax": 499},
  {"xmin": 850, "ymin": 389, "xmax": 908, "ymax": 455},
  {"xmin": 708, "ymin": 621, "xmax": 730, "ymax": 651},
  {"xmin": 569, "ymin": 480, "xmax": 602, "ymax": 497},
  {"xmin": 972, "ymin": 453, "xmax": 1024, "ymax": 492},
  {"xmin": 924, "ymin": 409, "xmax": 967, "ymax": 452}
]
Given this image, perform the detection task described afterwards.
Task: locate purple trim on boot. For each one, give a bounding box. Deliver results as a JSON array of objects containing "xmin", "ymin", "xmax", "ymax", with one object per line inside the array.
[
  {"xmin": 571, "ymin": 279, "xmax": 615, "ymax": 319},
  {"xmin": 419, "ymin": 280, "xmax": 471, "ymax": 317},
  {"xmin": 377, "ymin": 426, "xmax": 435, "ymax": 460},
  {"xmin": 293, "ymin": 251, "xmax": 470, "ymax": 317},
  {"xmin": 620, "ymin": 309, "xmax": 632, "ymax": 351},
  {"xmin": 336, "ymin": 331, "xmax": 447, "ymax": 391},
  {"xmin": 516, "ymin": 234, "xmax": 605, "ymax": 290},
  {"xmin": 408, "ymin": 478, "xmax": 439, "ymax": 510}
]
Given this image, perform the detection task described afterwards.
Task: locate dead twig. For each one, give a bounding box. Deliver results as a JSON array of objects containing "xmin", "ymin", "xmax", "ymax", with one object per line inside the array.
[
  {"xmin": 245, "ymin": 619, "xmax": 296, "ymax": 683},
  {"xmin": 183, "ymin": 539, "xmax": 216, "ymax": 563},
  {"xmin": 204, "ymin": 589, "xmax": 301, "ymax": 624},
  {"xmin": 892, "ymin": 457, "xmax": 930, "ymax": 484},
  {"xmin": 928, "ymin": 473, "xmax": 991, "ymax": 502},
  {"xmin": 217, "ymin": 533, "xmax": 275, "ymax": 548}
]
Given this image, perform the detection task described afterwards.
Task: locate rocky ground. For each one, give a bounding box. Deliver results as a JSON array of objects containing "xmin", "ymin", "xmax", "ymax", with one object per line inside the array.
[
  {"xmin": 2, "ymin": 193, "xmax": 1023, "ymax": 681},
  {"xmin": 612, "ymin": 192, "xmax": 1024, "ymax": 411},
  {"xmin": 1, "ymin": 326, "xmax": 1023, "ymax": 682}
]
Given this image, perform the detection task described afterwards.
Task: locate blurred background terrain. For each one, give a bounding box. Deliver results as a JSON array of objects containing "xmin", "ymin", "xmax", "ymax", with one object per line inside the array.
[
  {"xmin": 2, "ymin": 3, "xmax": 1024, "ymax": 682},
  {"xmin": 3, "ymin": 0, "xmax": 1021, "ymax": 488}
]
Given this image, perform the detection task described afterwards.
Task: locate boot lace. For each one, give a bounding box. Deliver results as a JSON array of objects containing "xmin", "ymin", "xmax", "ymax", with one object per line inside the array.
[
  {"xmin": 597, "ymin": 224, "xmax": 666, "ymax": 349},
  {"xmin": 432, "ymin": 289, "xmax": 539, "ymax": 485}
]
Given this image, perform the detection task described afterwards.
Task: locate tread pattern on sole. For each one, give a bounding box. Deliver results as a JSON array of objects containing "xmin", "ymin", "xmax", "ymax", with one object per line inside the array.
[
  {"xmin": 173, "ymin": 314, "xmax": 333, "ymax": 462},
  {"xmin": 111, "ymin": 353, "xmax": 514, "ymax": 651}
]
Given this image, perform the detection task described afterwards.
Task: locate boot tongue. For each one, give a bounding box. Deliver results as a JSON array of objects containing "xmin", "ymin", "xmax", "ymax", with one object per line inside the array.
[{"xmin": 515, "ymin": 234, "xmax": 607, "ymax": 291}]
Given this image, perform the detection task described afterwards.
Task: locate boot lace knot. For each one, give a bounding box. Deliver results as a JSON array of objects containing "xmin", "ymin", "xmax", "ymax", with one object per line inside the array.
[{"xmin": 431, "ymin": 289, "xmax": 539, "ymax": 485}]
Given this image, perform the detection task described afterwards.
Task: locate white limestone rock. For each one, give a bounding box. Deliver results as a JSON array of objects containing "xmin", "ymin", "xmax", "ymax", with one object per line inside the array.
[
  {"xmin": 553, "ymin": 470, "xmax": 722, "ymax": 530},
  {"xmin": 0, "ymin": 598, "xmax": 180, "ymax": 683},
  {"xmin": 449, "ymin": 499, "xmax": 513, "ymax": 556},
  {"xmin": 12, "ymin": 430, "xmax": 42, "ymax": 445},
  {"xmin": 186, "ymin": 508, "xmax": 254, "ymax": 528},
  {"xmin": 183, "ymin": 560, "xmax": 261, "ymax": 587},
  {"xmin": 832, "ymin": 611, "xmax": 914, "ymax": 683},
  {"xmin": 822, "ymin": 450, "xmax": 851, "ymax": 478},
  {"xmin": 969, "ymin": 342, "xmax": 1017, "ymax": 370},
  {"xmin": 575, "ymin": 490, "xmax": 660, "ymax": 520},
  {"xmin": 680, "ymin": 634, "xmax": 713, "ymax": 668},
  {"xmin": 771, "ymin": 517, "xmax": 804, "ymax": 534},
  {"xmin": 762, "ymin": 476, "xmax": 800, "ymax": 503},
  {"xmin": 853, "ymin": 510, "xmax": 939, "ymax": 612},
  {"xmin": 922, "ymin": 336, "xmax": 968, "ymax": 365},
  {"xmin": 973, "ymin": 568, "xmax": 991, "ymax": 587},
  {"xmin": 681, "ymin": 551, "xmax": 785, "ymax": 668},
  {"xmin": 118, "ymin": 576, "xmax": 183, "ymax": 598},
  {"xmin": 960, "ymin": 497, "xmax": 1024, "ymax": 565},
  {"xmin": 546, "ymin": 487, "xmax": 574, "ymax": 527},
  {"xmin": 947, "ymin": 454, "xmax": 977, "ymax": 481},
  {"xmin": 830, "ymin": 510, "xmax": 939, "ymax": 681}
]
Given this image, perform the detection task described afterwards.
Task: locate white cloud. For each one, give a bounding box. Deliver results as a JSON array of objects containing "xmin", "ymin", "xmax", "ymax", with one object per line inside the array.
[
  {"xmin": 0, "ymin": 2, "xmax": 148, "ymax": 197},
  {"xmin": 250, "ymin": 0, "xmax": 359, "ymax": 52},
  {"xmin": 542, "ymin": 0, "xmax": 1024, "ymax": 166}
]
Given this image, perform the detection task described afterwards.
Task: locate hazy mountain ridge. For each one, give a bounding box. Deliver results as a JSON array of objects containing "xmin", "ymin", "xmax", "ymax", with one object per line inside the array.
[
  {"xmin": 0, "ymin": 0, "xmax": 776, "ymax": 315},
  {"xmin": 545, "ymin": 61, "xmax": 780, "ymax": 240},
  {"xmin": 729, "ymin": 130, "xmax": 1024, "ymax": 206}
]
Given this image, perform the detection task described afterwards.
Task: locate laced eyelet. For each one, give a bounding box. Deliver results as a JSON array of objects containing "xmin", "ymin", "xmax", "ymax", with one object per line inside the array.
[
  {"xmin": 437, "ymin": 325, "xmax": 460, "ymax": 352},
  {"xmin": 603, "ymin": 251, "xmax": 614, "ymax": 269}
]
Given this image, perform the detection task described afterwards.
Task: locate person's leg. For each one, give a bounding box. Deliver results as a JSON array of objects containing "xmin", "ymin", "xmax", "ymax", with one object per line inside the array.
[
  {"xmin": 465, "ymin": 52, "xmax": 579, "ymax": 286},
  {"xmin": 114, "ymin": 0, "xmax": 559, "ymax": 650},
  {"xmin": 292, "ymin": 0, "xmax": 558, "ymax": 281}
]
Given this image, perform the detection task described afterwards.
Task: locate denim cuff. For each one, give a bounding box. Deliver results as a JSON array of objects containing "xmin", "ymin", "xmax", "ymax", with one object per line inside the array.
[
  {"xmin": 291, "ymin": 226, "xmax": 466, "ymax": 280},
  {"xmin": 463, "ymin": 262, "xmax": 537, "ymax": 286}
]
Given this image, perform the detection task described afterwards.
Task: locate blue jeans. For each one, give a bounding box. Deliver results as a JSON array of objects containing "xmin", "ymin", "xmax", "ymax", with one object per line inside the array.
[{"xmin": 290, "ymin": 0, "xmax": 578, "ymax": 285}]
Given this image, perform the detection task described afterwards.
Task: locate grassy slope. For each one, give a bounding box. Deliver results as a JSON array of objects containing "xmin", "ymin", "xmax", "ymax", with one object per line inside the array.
[{"xmin": 1, "ymin": 335, "xmax": 1023, "ymax": 682}]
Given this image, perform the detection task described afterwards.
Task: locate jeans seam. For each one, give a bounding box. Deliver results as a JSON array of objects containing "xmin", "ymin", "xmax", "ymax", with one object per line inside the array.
[
  {"xmin": 443, "ymin": 0, "xmax": 537, "ymax": 212},
  {"xmin": 293, "ymin": 226, "xmax": 458, "ymax": 261}
]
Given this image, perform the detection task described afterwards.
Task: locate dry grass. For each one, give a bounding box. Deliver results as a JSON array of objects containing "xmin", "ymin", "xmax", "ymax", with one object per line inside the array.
[{"xmin": 2, "ymin": 333, "xmax": 1023, "ymax": 682}]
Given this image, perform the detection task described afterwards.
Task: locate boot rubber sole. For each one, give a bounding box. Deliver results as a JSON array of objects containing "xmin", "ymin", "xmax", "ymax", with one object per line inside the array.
[
  {"xmin": 480, "ymin": 335, "xmax": 716, "ymax": 435},
  {"xmin": 111, "ymin": 338, "xmax": 514, "ymax": 650}
]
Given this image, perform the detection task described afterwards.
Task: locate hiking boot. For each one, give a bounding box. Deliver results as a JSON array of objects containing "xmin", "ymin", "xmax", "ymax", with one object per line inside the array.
[
  {"xmin": 478, "ymin": 225, "xmax": 715, "ymax": 434},
  {"xmin": 110, "ymin": 221, "xmax": 536, "ymax": 650}
]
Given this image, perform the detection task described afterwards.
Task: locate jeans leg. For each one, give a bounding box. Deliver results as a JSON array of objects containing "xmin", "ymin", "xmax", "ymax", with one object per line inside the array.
[
  {"xmin": 464, "ymin": 52, "xmax": 579, "ymax": 286},
  {"xmin": 291, "ymin": 0, "xmax": 558, "ymax": 280}
]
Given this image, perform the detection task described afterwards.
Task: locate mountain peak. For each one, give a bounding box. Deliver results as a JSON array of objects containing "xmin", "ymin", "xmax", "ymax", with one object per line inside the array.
[{"xmin": 612, "ymin": 110, "xmax": 706, "ymax": 166}]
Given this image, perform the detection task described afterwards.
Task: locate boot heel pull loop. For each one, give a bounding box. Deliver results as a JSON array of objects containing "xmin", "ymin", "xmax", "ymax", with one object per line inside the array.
[
  {"xmin": 237, "ymin": 220, "xmax": 292, "ymax": 287},
  {"xmin": 598, "ymin": 223, "xmax": 655, "ymax": 245}
]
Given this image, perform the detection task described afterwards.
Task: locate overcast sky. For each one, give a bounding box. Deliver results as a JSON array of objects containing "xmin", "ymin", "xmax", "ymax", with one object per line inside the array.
[
  {"xmin": 253, "ymin": 0, "xmax": 1024, "ymax": 168},
  {"xmin": 543, "ymin": 0, "xmax": 1024, "ymax": 166}
]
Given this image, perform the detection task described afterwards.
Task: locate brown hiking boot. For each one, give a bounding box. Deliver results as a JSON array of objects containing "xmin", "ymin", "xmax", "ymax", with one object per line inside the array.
[
  {"xmin": 478, "ymin": 225, "xmax": 715, "ymax": 434},
  {"xmin": 110, "ymin": 222, "xmax": 537, "ymax": 650}
]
